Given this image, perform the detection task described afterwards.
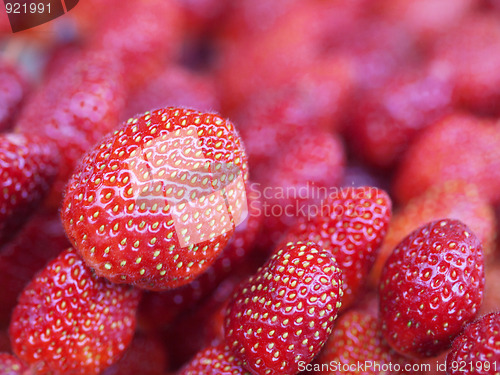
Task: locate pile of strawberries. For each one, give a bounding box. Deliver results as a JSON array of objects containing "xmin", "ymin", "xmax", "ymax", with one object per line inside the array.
[{"xmin": 1, "ymin": 0, "xmax": 500, "ymax": 374}]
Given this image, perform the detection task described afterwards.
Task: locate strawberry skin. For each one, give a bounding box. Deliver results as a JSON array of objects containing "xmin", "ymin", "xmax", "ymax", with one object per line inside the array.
[
  {"xmin": 101, "ymin": 331, "xmax": 167, "ymax": 375},
  {"xmin": 311, "ymin": 309, "xmax": 410, "ymax": 375},
  {"xmin": 9, "ymin": 248, "xmax": 141, "ymax": 375},
  {"xmin": 61, "ymin": 107, "xmax": 248, "ymax": 290},
  {"xmin": 446, "ymin": 312, "xmax": 500, "ymax": 375},
  {"xmin": 15, "ymin": 51, "xmax": 124, "ymax": 208},
  {"xmin": 393, "ymin": 114, "xmax": 500, "ymax": 204},
  {"xmin": 379, "ymin": 219, "xmax": 485, "ymax": 358},
  {"xmin": 0, "ymin": 209, "xmax": 70, "ymax": 326},
  {"xmin": 0, "ymin": 353, "xmax": 29, "ymax": 375},
  {"xmin": 178, "ymin": 344, "xmax": 251, "ymax": 375},
  {"xmin": 224, "ymin": 241, "xmax": 343, "ymax": 375},
  {"xmin": 284, "ymin": 186, "xmax": 391, "ymax": 309},
  {"xmin": 0, "ymin": 134, "xmax": 58, "ymax": 246},
  {"xmin": 0, "ymin": 59, "xmax": 28, "ymax": 132},
  {"xmin": 370, "ymin": 180, "xmax": 495, "ymax": 285}
]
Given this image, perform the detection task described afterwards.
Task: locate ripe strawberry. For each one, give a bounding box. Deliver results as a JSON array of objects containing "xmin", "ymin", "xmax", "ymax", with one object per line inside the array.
[
  {"xmin": 0, "ymin": 209, "xmax": 70, "ymax": 326},
  {"xmin": 9, "ymin": 248, "xmax": 141, "ymax": 375},
  {"xmin": 446, "ymin": 312, "xmax": 500, "ymax": 375},
  {"xmin": 178, "ymin": 344, "xmax": 251, "ymax": 375},
  {"xmin": 101, "ymin": 332, "xmax": 168, "ymax": 375},
  {"xmin": 15, "ymin": 50, "xmax": 125, "ymax": 208},
  {"xmin": 61, "ymin": 107, "xmax": 248, "ymax": 290},
  {"xmin": 0, "ymin": 353, "xmax": 29, "ymax": 375},
  {"xmin": 371, "ymin": 181, "xmax": 496, "ymax": 285},
  {"xmin": 122, "ymin": 65, "xmax": 220, "ymax": 122},
  {"xmin": 138, "ymin": 186, "xmax": 262, "ymax": 327},
  {"xmin": 377, "ymin": 0, "xmax": 475, "ymax": 46},
  {"xmin": 431, "ymin": 14, "xmax": 500, "ymax": 115},
  {"xmin": 88, "ymin": 0, "xmax": 184, "ymax": 91},
  {"xmin": 255, "ymin": 130, "xmax": 345, "ymax": 249},
  {"xmin": 310, "ymin": 309, "xmax": 410, "ymax": 375},
  {"xmin": 479, "ymin": 261, "xmax": 500, "ymax": 315},
  {"xmin": 0, "ymin": 134, "xmax": 58, "ymax": 246},
  {"xmin": 347, "ymin": 66, "xmax": 453, "ymax": 169},
  {"xmin": 163, "ymin": 275, "xmax": 246, "ymax": 371},
  {"xmin": 0, "ymin": 59, "xmax": 29, "ymax": 132},
  {"xmin": 283, "ymin": 186, "xmax": 391, "ymax": 309},
  {"xmin": 332, "ymin": 18, "xmax": 416, "ymax": 91},
  {"xmin": 217, "ymin": 2, "xmax": 329, "ymax": 112},
  {"xmin": 379, "ymin": 219, "xmax": 485, "ymax": 358},
  {"xmin": 393, "ymin": 114, "xmax": 500, "ymax": 204},
  {"xmin": 224, "ymin": 241, "xmax": 343, "ymax": 375}
]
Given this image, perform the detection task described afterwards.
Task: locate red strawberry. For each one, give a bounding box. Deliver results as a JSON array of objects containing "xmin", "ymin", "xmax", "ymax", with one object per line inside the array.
[
  {"xmin": 224, "ymin": 241, "xmax": 343, "ymax": 375},
  {"xmin": 0, "ymin": 134, "xmax": 58, "ymax": 246},
  {"xmin": 101, "ymin": 332, "xmax": 168, "ymax": 375},
  {"xmin": 0, "ymin": 209, "xmax": 70, "ymax": 326},
  {"xmin": 431, "ymin": 14, "xmax": 500, "ymax": 115},
  {"xmin": 178, "ymin": 344, "xmax": 251, "ymax": 375},
  {"xmin": 393, "ymin": 114, "xmax": 500, "ymax": 205},
  {"xmin": 138, "ymin": 185, "xmax": 262, "ymax": 327},
  {"xmin": 379, "ymin": 219, "xmax": 485, "ymax": 358},
  {"xmin": 255, "ymin": 130, "xmax": 345, "ymax": 249},
  {"xmin": 479, "ymin": 261, "xmax": 500, "ymax": 315},
  {"xmin": 446, "ymin": 312, "xmax": 500, "ymax": 375},
  {"xmin": 0, "ymin": 59, "xmax": 29, "ymax": 132},
  {"xmin": 61, "ymin": 107, "xmax": 248, "ymax": 290},
  {"xmin": 15, "ymin": 50, "xmax": 125, "ymax": 208},
  {"xmin": 0, "ymin": 353, "xmax": 29, "ymax": 375},
  {"xmin": 371, "ymin": 180, "xmax": 496, "ymax": 285},
  {"xmin": 309, "ymin": 309, "xmax": 410, "ymax": 375},
  {"xmin": 377, "ymin": 0, "xmax": 475, "ymax": 46},
  {"xmin": 347, "ymin": 66, "xmax": 453, "ymax": 169},
  {"xmin": 122, "ymin": 65, "xmax": 220, "ymax": 122},
  {"xmin": 283, "ymin": 186, "xmax": 391, "ymax": 309},
  {"xmin": 163, "ymin": 275, "xmax": 246, "ymax": 371},
  {"xmin": 9, "ymin": 248, "xmax": 141, "ymax": 375},
  {"xmin": 88, "ymin": 0, "xmax": 184, "ymax": 91}
]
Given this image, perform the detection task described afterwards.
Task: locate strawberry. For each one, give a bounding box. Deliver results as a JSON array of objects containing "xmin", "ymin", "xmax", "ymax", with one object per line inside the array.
[
  {"xmin": 309, "ymin": 309, "xmax": 410, "ymax": 375},
  {"xmin": 163, "ymin": 276, "xmax": 246, "ymax": 371},
  {"xmin": 371, "ymin": 181, "xmax": 496, "ymax": 285},
  {"xmin": 178, "ymin": 344, "xmax": 251, "ymax": 375},
  {"xmin": 61, "ymin": 107, "xmax": 249, "ymax": 290},
  {"xmin": 446, "ymin": 312, "xmax": 500, "ymax": 375},
  {"xmin": 431, "ymin": 14, "xmax": 500, "ymax": 115},
  {"xmin": 138, "ymin": 186, "xmax": 262, "ymax": 327},
  {"xmin": 122, "ymin": 65, "xmax": 220, "ymax": 122},
  {"xmin": 0, "ymin": 209, "xmax": 70, "ymax": 326},
  {"xmin": 0, "ymin": 353, "xmax": 29, "ymax": 375},
  {"xmin": 283, "ymin": 186, "xmax": 391, "ymax": 309},
  {"xmin": 217, "ymin": 2, "xmax": 329, "ymax": 112},
  {"xmin": 379, "ymin": 219, "xmax": 485, "ymax": 358},
  {"xmin": 0, "ymin": 134, "xmax": 58, "ymax": 246},
  {"xmin": 377, "ymin": 0, "xmax": 475, "ymax": 47},
  {"xmin": 15, "ymin": 50, "xmax": 125, "ymax": 208},
  {"xmin": 347, "ymin": 66, "xmax": 453, "ymax": 169},
  {"xmin": 479, "ymin": 261, "xmax": 500, "ymax": 315},
  {"xmin": 101, "ymin": 331, "xmax": 168, "ymax": 375},
  {"xmin": 254, "ymin": 130, "xmax": 345, "ymax": 249},
  {"xmin": 393, "ymin": 113, "xmax": 500, "ymax": 205},
  {"xmin": 88, "ymin": 0, "xmax": 184, "ymax": 91},
  {"xmin": 0, "ymin": 59, "xmax": 29, "ymax": 132},
  {"xmin": 224, "ymin": 241, "xmax": 343, "ymax": 375},
  {"xmin": 9, "ymin": 248, "xmax": 141, "ymax": 375}
]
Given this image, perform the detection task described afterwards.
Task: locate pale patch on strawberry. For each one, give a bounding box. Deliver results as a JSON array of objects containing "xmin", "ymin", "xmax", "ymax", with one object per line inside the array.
[{"xmin": 62, "ymin": 107, "xmax": 248, "ymax": 290}]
